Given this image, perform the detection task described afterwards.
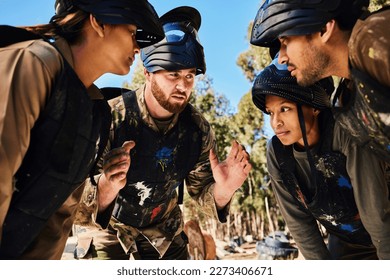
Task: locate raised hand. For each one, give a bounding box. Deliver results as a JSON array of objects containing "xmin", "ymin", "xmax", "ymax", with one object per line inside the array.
[
  {"xmin": 98, "ymin": 141, "xmax": 135, "ymax": 211},
  {"xmin": 209, "ymin": 140, "xmax": 252, "ymax": 209}
]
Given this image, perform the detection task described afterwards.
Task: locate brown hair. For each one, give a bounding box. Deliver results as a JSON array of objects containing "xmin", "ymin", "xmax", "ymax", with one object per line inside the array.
[{"xmin": 22, "ymin": 9, "xmax": 89, "ymax": 45}]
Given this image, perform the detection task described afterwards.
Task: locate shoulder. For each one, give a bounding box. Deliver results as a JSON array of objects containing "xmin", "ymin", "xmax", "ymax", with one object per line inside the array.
[
  {"xmin": 332, "ymin": 120, "xmax": 356, "ymax": 154},
  {"xmin": 348, "ymin": 8, "xmax": 390, "ymax": 87},
  {"xmin": 185, "ymin": 103, "xmax": 212, "ymax": 135},
  {"xmin": 266, "ymin": 136, "xmax": 279, "ymax": 166},
  {"xmin": 3, "ymin": 39, "xmax": 63, "ymax": 77},
  {"xmin": 108, "ymin": 94, "xmax": 126, "ymax": 127}
]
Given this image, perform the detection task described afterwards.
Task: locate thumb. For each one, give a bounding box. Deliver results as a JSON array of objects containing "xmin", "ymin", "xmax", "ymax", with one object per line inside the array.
[
  {"xmin": 209, "ymin": 148, "xmax": 219, "ymax": 170},
  {"xmin": 122, "ymin": 140, "xmax": 135, "ymax": 153}
]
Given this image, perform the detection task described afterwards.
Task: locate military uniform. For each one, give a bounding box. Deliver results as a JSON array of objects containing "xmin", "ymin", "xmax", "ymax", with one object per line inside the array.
[
  {"xmin": 335, "ymin": 8, "xmax": 390, "ymax": 162},
  {"xmin": 74, "ymin": 87, "xmax": 229, "ymax": 259}
]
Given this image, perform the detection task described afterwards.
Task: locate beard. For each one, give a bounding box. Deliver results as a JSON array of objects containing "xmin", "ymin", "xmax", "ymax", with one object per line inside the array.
[
  {"xmin": 151, "ymin": 78, "xmax": 189, "ymax": 114},
  {"xmin": 296, "ymin": 43, "xmax": 331, "ymax": 87}
]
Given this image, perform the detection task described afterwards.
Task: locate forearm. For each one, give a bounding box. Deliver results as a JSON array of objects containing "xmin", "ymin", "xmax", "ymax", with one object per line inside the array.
[
  {"xmin": 272, "ymin": 178, "xmax": 331, "ymax": 259},
  {"xmin": 97, "ymin": 173, "xmax": 120, "ymax": 212},
  {"xmin": 341, "ymin": 131, "xmax": 390, "ymax": 259},
  {"xmin": 213, "ymin": 182, "xmax": 236, "ymax": 210},
  {"xmin": 349, "ymin": 159, "xmax": 390, "ymax": 259}
]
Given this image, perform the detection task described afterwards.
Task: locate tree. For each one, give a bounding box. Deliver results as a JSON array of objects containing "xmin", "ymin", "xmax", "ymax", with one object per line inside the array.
[{"xmin": 123, "ymin": 57, "xmax": 145, "ymax": 90}]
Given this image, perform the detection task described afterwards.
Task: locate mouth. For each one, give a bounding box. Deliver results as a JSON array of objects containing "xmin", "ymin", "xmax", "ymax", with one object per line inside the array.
[
  {"xmin": 171, "ymin": 93, "xmax": 187, "ymax": 101},
  {"xmin": 275, "ymin": 130, "xmax": 289, "ymax": 138},
  {"xmin": 287, "ymin": 66, "xmax": 296, "ymax": 76}
]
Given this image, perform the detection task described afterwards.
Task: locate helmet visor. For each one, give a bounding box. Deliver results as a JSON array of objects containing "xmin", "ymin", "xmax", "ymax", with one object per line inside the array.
[{"xmin": 162, "ymin": 22, "xmax": 201, "ymax": 45}]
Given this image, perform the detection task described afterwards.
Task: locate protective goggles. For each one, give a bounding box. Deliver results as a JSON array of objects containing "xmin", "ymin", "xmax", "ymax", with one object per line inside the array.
[{"xmin": 161, "ymin": 21, "xmax": 201, "ymax": 45}]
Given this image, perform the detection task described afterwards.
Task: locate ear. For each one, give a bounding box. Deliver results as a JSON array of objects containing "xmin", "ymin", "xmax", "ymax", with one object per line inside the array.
[
  {"xmin": 313, "ymin": 108, "xmax": 321, "ymax": 117},
  {"xmin": 90, "ymin": 14, "xmax": 105, "ymax": 38},
  {"xmin": 144, "ymin": 68, "xmax": 151, "ymax": 80},
  {"xmin": 319, "ymin": 20, "xmax": 336, "ymax": 43}
]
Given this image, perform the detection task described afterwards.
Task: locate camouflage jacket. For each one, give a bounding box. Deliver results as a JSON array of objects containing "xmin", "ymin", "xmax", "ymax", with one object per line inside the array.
[{"xmin": 75, "ymin": 86, "xmax": 229, "ymax": 258}]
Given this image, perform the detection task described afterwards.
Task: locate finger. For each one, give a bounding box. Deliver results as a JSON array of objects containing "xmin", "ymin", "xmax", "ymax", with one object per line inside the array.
[
  {"xmin": 243, "ymin": 162, "xmax": 252, "ymax": 174},
  {"xmin": 104, "ymin": 152, "xmax": 129, "ymax": 168},
  {"xmin": 238, "ymin": 151, "xmax": 250, "ymax": 162},
  {"xmin": 209, "ymin": 148, "xmax": 219, "ymax": 170},
  {"xmin": 104, "ymin": 143, "xmax": 132, "ymax": 166},
  {"xmin": 108, "ymin": 171, "xmax": 127, "ymax": 182},
  {"xmin": 229, "ymin": 140, "xmax": 240, "ymax": 159},
  {"xmin": 104, "ymin": 161, "xmax": 129, "ymax": 176},
  {"xmin": 122, "ymin": 140, "xmax": 135, "ymax": 153}
]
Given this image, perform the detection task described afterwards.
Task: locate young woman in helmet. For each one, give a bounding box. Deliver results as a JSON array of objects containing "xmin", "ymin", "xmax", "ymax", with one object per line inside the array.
[
  {"xmin": 0, "ymin": 0, "xmax": 163, "ymax": 259},
  {"xmin": 71, "ymin": 6, "xmax": 251, "ymax": 260},
  {"xmin": 252, "ymin": 58, "xmax": 389, "ymax": 259},
  {"xmin": 250, "ymin": 0, "xmax": 390, "ymax": 163}
]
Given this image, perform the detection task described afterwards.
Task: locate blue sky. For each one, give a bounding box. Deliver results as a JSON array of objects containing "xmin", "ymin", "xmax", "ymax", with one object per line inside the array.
[{"xmin": 0, "ymin": 0, "xmax": 262, "ymax": 109}]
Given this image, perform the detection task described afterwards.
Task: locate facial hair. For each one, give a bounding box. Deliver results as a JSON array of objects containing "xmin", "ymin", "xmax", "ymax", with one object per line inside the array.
[
  {"xmin": 151, "ymin": 78, "xmax": 188, "ymax": 114},
  {"xmin": 296, "ymin": 42, "xmax": 331, "ymax": 87}
]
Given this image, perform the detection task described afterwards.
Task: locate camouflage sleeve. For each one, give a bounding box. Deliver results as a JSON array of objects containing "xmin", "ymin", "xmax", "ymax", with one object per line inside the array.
[
  {"xmin": 74, "ymin": 95, "xmax": 125, "ymax": 228},
  {"xmin": 348, "ymin": 8, "xmax": 390, "ymax": 88},
  {"xmin": 184, "ymin": 111, "xmax": 230, "ymax": 223},
  {"xmin": 74, "ymin": 142, "xmax": 113, "ymax": 228}
]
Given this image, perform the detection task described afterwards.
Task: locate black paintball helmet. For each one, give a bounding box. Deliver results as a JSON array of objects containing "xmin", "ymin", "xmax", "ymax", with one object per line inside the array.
[
  {"xmin": 250, "ymin": 0, "xmax": 369, "ymax": 47},
  {"xmin": 252, "ymin": 57, "xmax": 334, "ymax": 114},
  {"xmin": 53, "ymin": 0, "xmax": 164, "ymax": 48},
  {"xmin": 141, "ymin": 6, "xmax": 206, "ymax": 75}
]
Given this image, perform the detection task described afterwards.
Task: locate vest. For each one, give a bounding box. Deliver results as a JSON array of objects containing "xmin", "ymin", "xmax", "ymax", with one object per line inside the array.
[
  {"xmin": 0, "ymin": 26, "xmax": 111, "ymax": 258},
  {"xmin": 111, "ymin": 90, "xmax": 203, "ymax": 228},
  {"xmin": 272, "ymin": 111, "xmax": 372, "ymax": 245},
  {"xmin": 332, "ymin": 67, "xmax": 390, "ymax": 163},
  {"xmin": 332, "ymin": 6, "xmax": 390, "ymax": 163}
]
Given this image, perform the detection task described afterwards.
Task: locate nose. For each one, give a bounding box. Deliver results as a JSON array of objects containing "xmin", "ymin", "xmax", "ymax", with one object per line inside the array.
[
  {"xmin": 271, "ymin": 114, "xmax": 283, "ymax": 130},
  {"xmin": 278, "ymin": 45, "xmax": 288, "ymax": 65},
  {"xmin": 133, "ymin": 42, "xmax": 140, "ymax": 54},
  {"xmin": 176, "ymin": 79, "xmax": 187, "ymax": 92}
]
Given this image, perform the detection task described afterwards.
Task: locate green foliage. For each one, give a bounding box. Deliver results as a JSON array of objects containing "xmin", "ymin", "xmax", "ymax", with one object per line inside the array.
[
  {"xmin": 236, "ymin": 23, "xmax": 272, "ymax": 82},
  {"xmin": 370, "ymin": 0, "xmax": 390, "ymax": 11},
  {"xmin": 123, "ymin": 57, "xmax": 145, "ymax": 90},
  {"xmin": 191, "ymin": 75, "xmax": 235, "ymax": 159}
]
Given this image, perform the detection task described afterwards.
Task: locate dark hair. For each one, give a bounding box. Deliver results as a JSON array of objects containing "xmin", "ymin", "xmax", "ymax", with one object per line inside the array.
[
  {"xmin": 335, "ymin": 0, "xmax": 370, "ymax": 31},
  {"xmin": 23, "ymin": 0, "xmax": 164, "ymax": 47},
  {"xmin": 23, "ymin": 9, "xmax": 89, "ymax": 45}
]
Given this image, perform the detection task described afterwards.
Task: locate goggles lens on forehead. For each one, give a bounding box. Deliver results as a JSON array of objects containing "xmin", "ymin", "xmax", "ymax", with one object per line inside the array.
[{"xmin": 162, "ymin": 22, "xmax": 201, "ymax": 44}]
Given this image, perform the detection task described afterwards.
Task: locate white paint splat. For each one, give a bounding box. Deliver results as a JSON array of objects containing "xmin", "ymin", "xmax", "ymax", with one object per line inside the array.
[{"xmin": 133, "ymin": 181, "xmax": 152, "ymax": 206}]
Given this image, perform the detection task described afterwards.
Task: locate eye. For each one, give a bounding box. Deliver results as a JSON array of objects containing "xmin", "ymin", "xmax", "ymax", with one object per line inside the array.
[
  {"xmin": 129, "ymin": 29, "xmax": 137, "ymax": 38},
  {"xmin": 279, "ymin": 36, "xmax": 288, "ymax": 46},
  {"xmin": 185, "ymin": 74, "xmax": 195, "ymax": 80},
  {"xmin": 281, "ymin": 106, "xmax": 290, "ymax": 112}
]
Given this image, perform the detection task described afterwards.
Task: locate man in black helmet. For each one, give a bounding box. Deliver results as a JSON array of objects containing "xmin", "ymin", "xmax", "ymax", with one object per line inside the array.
[
  {"xmin": 252, "ymin": 58, "xmax": 389, "ymax": 259},
  {"xmin": 0, "ymin": 0, "xmax": 163, "ymax": 259},
  {"xmin": 72, "ymin": 6, "xmax": 252, "ymax": 260},
  {"xmin": 250, "ymin": 1, "xmax": 390, "ymax": 163}
]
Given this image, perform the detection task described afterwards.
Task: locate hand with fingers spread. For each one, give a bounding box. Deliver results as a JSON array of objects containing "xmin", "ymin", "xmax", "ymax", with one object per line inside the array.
[
  {"xmin": 97, "ymin": 141, "xmax": 135, "ymax": 211},
  {"xmin": 209, "ymin": 140, "xmax": 252, "ymax": 209}
]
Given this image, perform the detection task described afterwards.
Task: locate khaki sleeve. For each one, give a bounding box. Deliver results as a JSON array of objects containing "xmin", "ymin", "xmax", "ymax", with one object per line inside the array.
[{"xmin": 0, "ymin": 40, "xmax": 61, "ymax": 241}]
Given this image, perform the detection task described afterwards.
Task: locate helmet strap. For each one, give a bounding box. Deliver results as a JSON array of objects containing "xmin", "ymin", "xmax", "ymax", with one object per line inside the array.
[{"xmin": 297, "ymin": 105, "xmax": 317, "ymax": 201}]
